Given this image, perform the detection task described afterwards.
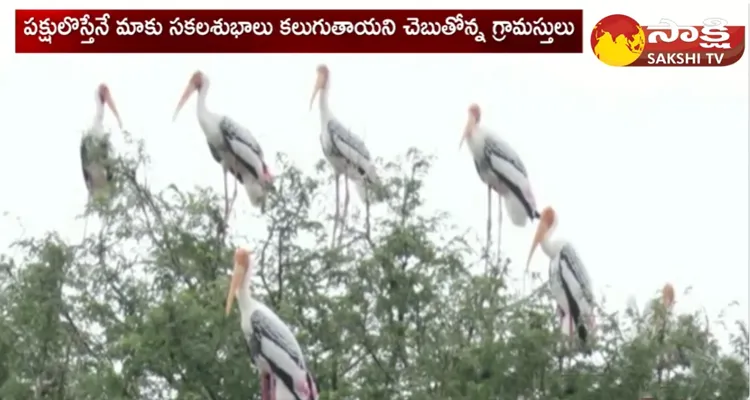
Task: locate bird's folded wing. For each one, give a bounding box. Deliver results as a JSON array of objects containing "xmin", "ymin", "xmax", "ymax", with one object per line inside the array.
[
  {"xmin": 220, "ymin": 117, "xmax": 267, "ymax": 174},
  {"xmin": 484, "ymin": 135, "xmax": 528, "ymax": 178},
  {"xmin": 559, "ymin": 244, "xmax": 595, "ymax": 307},
  {"xmin": 206, "ymin": 142, "xmax": 222, "ymax": 164},
  {"xmin": 251, "ymin": 310, "xmax": 305, "ymax": 369},
  {"xmin": 220, "ymin": 117, "xmax": 264, "ymax": 154},
  {"xmin": 259, "ymin": 335, "xmax": 307, "ymax": 373},
  {"xmin": 80, "ymin": 140, "xmax": 92, "ymax": 188},
  {"xmin": 327, "ymin": 119, "xmax": 372, "ymax": 167},
  {"xmin": 80, "ymin": 135, "xmax": 114, "ymax": 184}
]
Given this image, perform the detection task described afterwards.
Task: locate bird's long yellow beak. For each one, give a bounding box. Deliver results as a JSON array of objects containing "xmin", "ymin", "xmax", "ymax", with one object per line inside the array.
[
  {"xmin": 103, "ymin": 92, "xmax": 122, "ymax": 129},
  {"xmin": 309, "ymin": 73, "xmax": 325, "ymax": 110},
  {"xmin": 309, "ymin": 87, "xmax": 319, "ymax": 111},
  {"xmin": 225, "ymin": 248, "xmax": 250, "ymax": 315},
  {"xmin": 173, "ymin": 82, "xmax": 196, "ymax": 122}
]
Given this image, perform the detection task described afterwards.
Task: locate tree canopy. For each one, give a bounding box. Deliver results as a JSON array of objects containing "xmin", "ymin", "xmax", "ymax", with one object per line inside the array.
[{"xmin": 0, "ymin": 135, "xmax": 747, "ymax": 400}]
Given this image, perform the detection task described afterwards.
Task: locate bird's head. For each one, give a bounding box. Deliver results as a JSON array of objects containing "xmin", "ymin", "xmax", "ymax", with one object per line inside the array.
[
  {"xmin": 309, "ymin": 64, "xmax": 330, "ymax": 110},
  {"xmin": 225, "ymin": 248, "xmax": 251, "ymax": 315},
  {"xmin": 96, "ymin": 83, "xmax": 122, "ymax": 129},
  {"xmin": 526, "ymin": 206, "xmax": 557, "ymax": 272},
  {"xmin": 459, "ymin": 103, "xmax": 481, "ymax": 150},
  {"xmin": 173, "ymin": 70, "xmax": 206, "ymax": 121},
  {"xmin": 662, "ymin": 283, "xmax": 675, "ymax": 309}
]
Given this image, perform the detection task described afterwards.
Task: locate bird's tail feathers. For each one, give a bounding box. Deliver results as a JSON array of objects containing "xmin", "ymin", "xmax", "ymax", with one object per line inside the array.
[
  {"xmin": 353, "ymin": 163, "xmax": 386, "ymax": 204},
  {"xmin": 358, "ymin": 161, "xmax": 379, "ymax": 184},
  {"xmin": 504, "ymin": 194, "xmax": 530, "ymax": 227},
  {"xmin": 291, "ymin": 372, "xmax": 319, "ymax": 400},
  {"xmin": 245, "ymin": 181, "xmax": 267, "ymax": 209},
  {"xmin": 354, "ymin": 178, "xmax": 386, "ymax": 204},
  {"xmin": 354, "ymin": 179, "xmax": 369, "ymax": 203}
]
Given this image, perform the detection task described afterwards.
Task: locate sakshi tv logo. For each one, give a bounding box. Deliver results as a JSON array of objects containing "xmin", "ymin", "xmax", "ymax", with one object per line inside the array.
[{"xmin": 590, "ymin": 14, "xmax": 746, "ymax": 67}]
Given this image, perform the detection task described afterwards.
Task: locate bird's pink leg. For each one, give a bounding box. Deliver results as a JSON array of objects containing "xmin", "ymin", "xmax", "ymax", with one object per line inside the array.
[
  {"xmin": 485, "ymin": 185, "xmax": 492, "ymax": 257},
  {"xmin": 569, "ymin": 316, "xmax": 574, "ymax": 339},
  {"xmin": 260, "ymin": 372, "xmax": 270, "ymax": 400},
  {"xmin": 260, "ymin": 373, "xmax": 267, "ymax": 400},
  {"xmin": 331, "ymin": 175, "xmax": 340, "ymax": 248},
  {"xmin": 227, "ymin": 174, "xmax": 238, "ymax": 218},
  {"xmin": 269, "ymin": 374, "xmax": 276, "ymax": 400},
  {"xmin": 222, "ymin": 168, "xmax": 231, "ymax": 225},
  {"xmin": 364, "ymin": 184, "xmax": 372, "ymax": 238},
  {"xmin": 496, "ymin": 195, "xmax": 502, "ymax": 257},
  {"xmin": 340, "ymin": 178, "xmax": 350, "ymax": 245}
]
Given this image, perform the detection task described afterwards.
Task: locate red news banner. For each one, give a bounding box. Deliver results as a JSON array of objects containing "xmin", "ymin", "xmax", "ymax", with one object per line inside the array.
[{"xmin": 15, "ymin": 9, "xmax": 583, "ymax": 53}]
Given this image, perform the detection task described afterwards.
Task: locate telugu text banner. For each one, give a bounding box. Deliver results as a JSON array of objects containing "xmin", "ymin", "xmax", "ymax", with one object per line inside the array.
[{"xmin": 16, "ymin": 9, "xmax": 584, "ymax": 54}]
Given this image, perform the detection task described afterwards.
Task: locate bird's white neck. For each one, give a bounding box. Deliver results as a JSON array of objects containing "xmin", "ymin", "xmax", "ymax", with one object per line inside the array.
[
  {"xmin": 540, "ymin": 221, "xmax": 565, "ymax": 258},
  {"xmin": 466, "ymin": 127, "xmax": 487, "ymax": 156},
  {"xmin": 316, "ymin": 87, "xmax": 331, "ymax": 118},
  {"xmin": 91, "ymin": 100, "xmax": 105, "ymax": 132},
  {"xmin": 196, "ymin": 85, "xmax": 210, "ymax": 118},
  {"xmin": 235, "ymin": 268, "xmax": 255, "ymax": 317}
]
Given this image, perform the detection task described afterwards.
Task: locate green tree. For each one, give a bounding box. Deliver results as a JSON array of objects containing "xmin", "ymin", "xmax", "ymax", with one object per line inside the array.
[{"xmin": 0, "ymin": 135, "xmax": 747, "ymax": 399}]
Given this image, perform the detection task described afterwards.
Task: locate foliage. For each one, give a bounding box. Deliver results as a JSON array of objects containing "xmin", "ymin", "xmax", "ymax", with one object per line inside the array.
[{"xmin": 0, "ymin": 136, "xmax": 747, "ymax": 400}]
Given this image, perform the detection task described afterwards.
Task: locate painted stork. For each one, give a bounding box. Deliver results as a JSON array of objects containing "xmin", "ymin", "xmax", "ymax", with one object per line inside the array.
[
  {"xmin": 459, "ymin": 103, "xmax": 540, "ymax": 256},
  {"xmin": 172, "ymin": 71, "xmax": 274, "ymax": 223},
  {"xmin": 80, "ymin": 83, "xmax": 122, "ymax": 201},
  {"xmin": 661, "ymin": 283, "xmax": 675, "ymax": 310},
  {"xmin": 526, "ymin": 206, "xmax": 595, "ymax": 350},
  {"xmin": 226, "ymin": 248, "xmax": 319, "ymax": 400},
  {"xmin": 653, "ymin": 282, "xmax": 675, "ymax": 344},
  {"xmin": 309, "ymin": 64, "xmax": 379, "ymax": 245}
]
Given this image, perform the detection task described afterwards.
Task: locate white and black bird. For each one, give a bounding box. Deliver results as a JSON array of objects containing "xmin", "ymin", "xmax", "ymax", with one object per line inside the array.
[
  {"xmin": 526, "ymin": 206, "xmax": 596, "ymax": 349},
  {"xmin": 226, "ymin": 248, "xmax": 319, "ymax": 400},
  {"xmin": 173, "ymin": 71, "xmax": 274, "ymax": 223},
  {"xmin": 309, "ymin": 64, "xmax": 379, "ymax": 244},
  {"xmin": 460, "ymin": 103, "xmax": 540, "ymax": 254},
  {"xmin": 80, "ymin": 83, "xmax": 122, "ymax": 201}
]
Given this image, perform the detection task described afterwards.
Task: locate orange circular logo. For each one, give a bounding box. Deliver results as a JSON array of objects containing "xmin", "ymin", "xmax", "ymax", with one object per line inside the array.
[{"xmin": 591, "ymin": 14, "xmax": 646, "ymax": 66}]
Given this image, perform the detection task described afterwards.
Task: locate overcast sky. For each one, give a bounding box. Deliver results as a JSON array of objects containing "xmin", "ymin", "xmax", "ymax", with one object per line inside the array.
[{"xmin": 2, "ymin": 0, "xmax": 747, "ymax": 343}]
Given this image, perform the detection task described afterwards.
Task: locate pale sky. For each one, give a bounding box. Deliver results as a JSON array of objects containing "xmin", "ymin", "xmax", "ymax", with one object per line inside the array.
[{"xmin": 2, "ymin": 0, "xmax": 748, "ymax": 345}]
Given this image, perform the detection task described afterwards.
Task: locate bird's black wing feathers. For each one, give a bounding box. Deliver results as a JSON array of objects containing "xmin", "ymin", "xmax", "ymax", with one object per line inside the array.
[
  {"xmin": 219, "ymin": 117, "xmax": 269, "ymax": 181},
  {"xmin": 80, "ymin": 140, "xmax": 93, "ymax": 191},
  {"xmin": 250, "ymin": 311, "xmax": 305, "ymax": 367},
  {"xmin": 219, "ymin": 117, "xmax": 263, "ymax": 156},
  {"xmin": 101, "ymin": 138, "xmax": 114, "ymax": 182},
  {"xmin": 207, "ymin": 142, "xmax": 222, "ymax": 163},
  {"xmin": 484, "ymin": 136, "xmax": 528, "ymax": 177},
  {"xmin": 208, "ymin": 141, "xmax": 244, "ymax": 183},
  {"xmin": 80, "ymin": 134, "xmax": 114, "ymax": 189},
  {"xmin": 474, "ymin": 159, "xmax": 482, "ymax": 176},
  {"xmin": 560, "ymin": 244, "xmax": 594, "ymax": 305},
  {"xmin": 327, "ymin": 119, "xmax": 371, "ymax": 160}
]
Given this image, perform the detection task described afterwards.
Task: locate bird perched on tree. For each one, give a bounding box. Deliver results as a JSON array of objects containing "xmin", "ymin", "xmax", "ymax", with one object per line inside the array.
[
  {"xmin": 173, "ymin": 71, "xmax": 274, "ymax": 224},
  {"xmin": 309, "ymin": 64, "xmax": 381, "ymax": 245},
  {"xmin": 526, "ymin": 206, "xmax": 596, "ymax": 350},
  {"xmin": 226, "ymin": 248, "xmax": 319, "ymax": 400},
  {"xmin": 460, "ymin": 103, "xmax": 539, "ymax": 255},
  {"xmin": 80, "ymin": 83, "xmax": 122, "ymax": 202}
]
